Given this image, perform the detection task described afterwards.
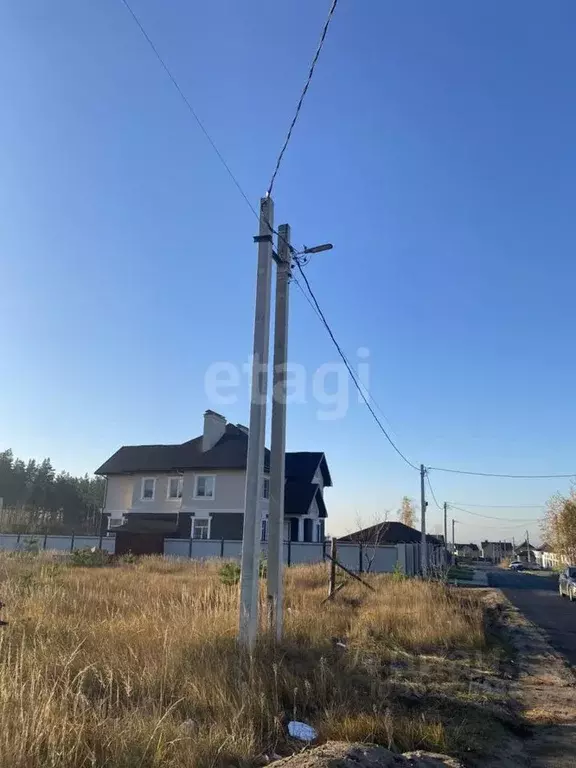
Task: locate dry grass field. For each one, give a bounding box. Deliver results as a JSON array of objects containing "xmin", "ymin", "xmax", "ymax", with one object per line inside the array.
[{"xmin": 0, "ymin": 554, "xmax": 516, "ymax": 767}]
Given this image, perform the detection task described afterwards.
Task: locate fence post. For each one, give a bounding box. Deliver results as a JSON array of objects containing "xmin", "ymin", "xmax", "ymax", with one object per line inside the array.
[
  {"xmin": 98, "ymin": 533, "xmax": 103, "ymax": 550},
  {"xmin": 359, "ymin": 543, "xmax": 363, "ymax": 574},
  {"xmin": 221, "ymin": 538, "xmax": 225, "ymax": 558},
  {"xmin": 70, "ymin": 532, "xmax": 75, "ymax": 552},
  {"xmin": 328, "ymin": 538, "xmax": 337, "ymax": 598},
  {"xmin": 287, "ymin": 538, "xmax": 292, "ymax": 567},
  {"xmin": 16, "ymin": 533, "xmax": 21, "ymax": 545},
  {"xmin": 43, "ymin": 533, "xmax": 48, "ymax": 550},
  {"xmin": 188, "ymin": 537, "xmax": 193, "ymax": 559}
]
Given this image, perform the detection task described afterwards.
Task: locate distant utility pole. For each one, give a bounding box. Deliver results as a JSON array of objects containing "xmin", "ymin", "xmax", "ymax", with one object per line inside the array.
[
  {"xmin": 267, "ymin": 223, "xmax": 291, "ymax": 641},
  {"xmin": 452, "ymin": 518, "xmax": 456, "ymax": 554},
  {"xmin": 526, "ymin": 529, "xmax": 531, "ymax": 563},
  {"xmin": 443, "ymin": 502, "xmax": 448, "ymax": 552},
  {"xmin": 420, "ymin": 465, "xmax": 428, "ymax": 575},
  {"xmin": 239, "ymin": 196, "xmax": 274, "ymax": 651}
]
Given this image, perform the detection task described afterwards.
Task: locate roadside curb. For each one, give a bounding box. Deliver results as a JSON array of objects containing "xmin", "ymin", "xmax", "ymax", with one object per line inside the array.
[
  {"xmin": 471, "ymin": 569, "xmax": 489, "ymax": 586},
  {"xmin": 448, "ymin": 569, "xmax": 488, "ymax": 587}
]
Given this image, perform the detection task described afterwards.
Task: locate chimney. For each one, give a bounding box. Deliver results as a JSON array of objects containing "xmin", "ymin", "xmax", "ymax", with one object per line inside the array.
[{"xmin": 202, "ymin": 410, "xmax": 226, "ymax": 452}]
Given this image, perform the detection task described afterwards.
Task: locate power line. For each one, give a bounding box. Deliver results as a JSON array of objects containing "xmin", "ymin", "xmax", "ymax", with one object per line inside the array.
[
  {"xmin": 464, "ymin": 520, "xmax": 537, "ymax": 532},
  {"xmin": 119, "ymin": 0, "xmax": 576, "ymax": 485},
  {"xmin": 294, "ymin": 261, "xmax": 575, "ymax": 480},
  {"xmin": 448, "ymin": 502, "xmax": 544, "ymax": 509},
  {"xmin": 425, "ymin": 473, "xmax": 442, "ymax": 510},
  {"xmin": 294, "ymin": 264, "xmax": 576, "ymax": 480},
  {"xmin": 267, "ymin": 0, "xmax": 340, "ymax": 196},
  {"xmin": 292, "ymin": 273, "xmax": 398, "ymax": 436},
  {"xmin": 428, "ymin": 465, "xmax": 576, "ymax": 480},
  {"xmin": 119, "ymin": 0, "xmax": 412, "ymax": 471},
  {"xmin": 448, "ymin": 504, "xmax": 542, "ymax": 523},
  {"xmin": 119, "ymin": 0, "xmax": 259, "ymax": 220},
  {"xmin": 294, "ymin": 261, "xmax": 419, "ymax": 471},
  {"xmin": 292, "ymin": 273, "xmax": 325, "ymax": 323}
]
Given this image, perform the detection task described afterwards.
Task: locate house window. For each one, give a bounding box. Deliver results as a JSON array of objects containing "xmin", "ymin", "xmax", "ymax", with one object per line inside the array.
[
  {"xmin": 263, "ymin": 477, "xmax": 270, "ymax": 499},
  {"xmin": 167, "ymin": 476, "xmax": 183, "ymax": 500},
  {"xmin": 194, "ymin": 475, "xmax": 215, "ymax": 499},
  {"xmin": 141, "ymin": 478, "xmax": 156, "ymax": 501},
  {"xmin": 192, "ymin": 518, "xmax": 210, "ymax": 540},
  {"xmin": 315, "ymin": 521, "xmax": 323, "ymax": 543},
  {"xmin": 261, "ymin": 518, "xmax": 268, "ymax": 542}
]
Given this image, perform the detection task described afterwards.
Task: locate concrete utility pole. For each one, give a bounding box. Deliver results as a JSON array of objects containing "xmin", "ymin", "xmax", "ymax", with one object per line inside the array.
[
  {"xmin": 443, "ymin": 502, "xmax": 448, "ymax": 553},
  {"xmin": 239, "ymin": 196, "xmax": 274, "ymax": 651},
  {"xmin": 267, "ymin": 223, "xmax": 291, "ymax": 641},
  {"xmin": 452, "ymin": 518, "xmax": 456, "ymax": 554},
  {"xmin": 420, "ymin": 465, "xmax": 428, "ymax": 575}
]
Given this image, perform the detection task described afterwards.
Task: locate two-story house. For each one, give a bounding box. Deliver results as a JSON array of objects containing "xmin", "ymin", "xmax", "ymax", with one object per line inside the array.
[
  {"xmin": 453, "ymin": 543, "xmax": 480, "ymax": 559},
  {"xmin": 481, "ymin": 540, "xmax": 514, "ymax": 562},
  {"xmin": 95, "ymin": 410, "xmax": 331, "ymax": 550}
]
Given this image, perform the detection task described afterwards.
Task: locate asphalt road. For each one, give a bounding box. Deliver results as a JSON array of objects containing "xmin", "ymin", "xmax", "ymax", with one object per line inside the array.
[{"xmin": 488, "ymin": 568, "xmax": 576, "ymax": 665}]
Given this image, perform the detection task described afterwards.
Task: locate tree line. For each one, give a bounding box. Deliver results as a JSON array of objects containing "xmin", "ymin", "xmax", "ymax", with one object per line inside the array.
[{"xmin": 0, "ymin": 449, "xmax": 105, "ymax": 534}]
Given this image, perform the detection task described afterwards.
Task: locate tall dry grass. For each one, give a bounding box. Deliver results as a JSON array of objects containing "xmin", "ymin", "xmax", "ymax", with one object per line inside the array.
[{"xmin": 0, "ymin": 555, "xmax": 508, "ymax": 767}]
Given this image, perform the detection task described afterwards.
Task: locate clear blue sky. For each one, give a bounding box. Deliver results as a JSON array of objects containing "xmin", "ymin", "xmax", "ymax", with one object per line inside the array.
[{"xmin": 2, "ymin": 0, "xmax": 576, "ymax": 542}]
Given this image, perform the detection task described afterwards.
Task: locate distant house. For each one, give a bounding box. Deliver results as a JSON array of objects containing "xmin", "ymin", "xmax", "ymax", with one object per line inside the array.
[
  {"xmin": 339, "ymin": 521, "xmax": 442, "ymax": 547},
  {"xmin": 454, "ymin": 543, "xmax": 480, "ymax": 559},
  {"xmin": 514, "ymin": 539, "xmax": 537, "ymax": 563},
  {"xmin": 481, "ymin": 541, "xmax": 514, "ymax": 562},
  {"xmin": 96, "ymin": 410, "xmax": 332, "ymax": 553}
]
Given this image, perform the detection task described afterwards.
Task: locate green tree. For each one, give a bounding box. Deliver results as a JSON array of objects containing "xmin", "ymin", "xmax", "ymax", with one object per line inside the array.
[{"xmin": 0, "ymin": 449, "xmax": 105, "ymax": 534}]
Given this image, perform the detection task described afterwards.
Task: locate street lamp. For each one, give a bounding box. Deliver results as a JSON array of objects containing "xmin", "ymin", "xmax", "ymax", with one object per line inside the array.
[
  {"xmin": 272, "ymin": 242, "xmax": 333, "ymax": 266},
  {"xmin": 299, "ymin": 243, "xmax": 333, "ymax": 255}
]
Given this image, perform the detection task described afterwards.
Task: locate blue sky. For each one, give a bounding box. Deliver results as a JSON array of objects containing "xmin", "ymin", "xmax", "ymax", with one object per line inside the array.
[{"xmin": 1, "ymin": 0, "xmax": 575, "ymax": 542}]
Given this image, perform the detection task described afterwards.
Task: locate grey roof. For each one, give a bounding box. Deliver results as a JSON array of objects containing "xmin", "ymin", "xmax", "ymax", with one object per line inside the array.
[
  {"xmin": 285, "ymin": 452, "xmax": 332, "ymax": 487},
  {"xmin": 96, "ymin": 424, "xmax": 265, "ymax": 475},
  {"xmin": 339, "ymin": 521, "xmax": 441, "ymax": 546},
  {"xmin": 95, "ymin": 426, "xmax": 331, "ymax": 488},
  {"xmin": 285, "ymin": 482, "xmax": 327, "ymax": 518}
]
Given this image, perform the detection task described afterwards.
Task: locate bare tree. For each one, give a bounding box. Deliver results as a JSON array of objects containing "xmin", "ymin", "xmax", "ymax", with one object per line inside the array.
[
  {"xmin": 541, "ymin": 486, "xmax": 576, "ymax": 566},
  {"xmin": 398, "ymin": 496, "xmax": 418, "ymax": 528},
  {"xmin": 351, "ymin": 511, "xmax": 390, "ymax": 573}
]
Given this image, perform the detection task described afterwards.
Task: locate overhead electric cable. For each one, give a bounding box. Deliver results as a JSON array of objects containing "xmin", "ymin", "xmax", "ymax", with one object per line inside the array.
[
  {"xmin": 119, "ymin": 0, "xmax": 259, "ymax": 219},
  {"xmin": 267, "ymin": 0, "xmax": 339, "ymax": 196},
  {"xmin": 294, "ymin": 261, "xmax": 419, "ymax": 471}
]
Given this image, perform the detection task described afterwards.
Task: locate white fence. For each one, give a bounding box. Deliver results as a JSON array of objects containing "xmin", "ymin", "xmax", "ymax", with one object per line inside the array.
[
  {"xmin": 536, "ymin": 550, "xmax": 566, "ymax": 570},
  {"xmin": 0, "ymin": 533, "xmax": 115, "ymax": 553},
  {"xmin": 0, "ymin": 534, "xmax": 445, "ymax": 576},
  {"xmin": 163, "ymin": 538, "xmax": 431, "ymax": 576}
]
